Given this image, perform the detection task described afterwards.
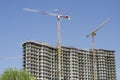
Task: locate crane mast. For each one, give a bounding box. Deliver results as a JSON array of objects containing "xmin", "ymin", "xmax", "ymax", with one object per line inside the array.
[
  {"xmin": 57, "ymin": 15, "xmax": 61, "ymax": 80},
  {"xmin": 86, "ymin": 19, "xmax": 110, "ymax": 80},
  {"xmin": 24, "ymin": 8, "xmax": 70, "ymax": 80}
]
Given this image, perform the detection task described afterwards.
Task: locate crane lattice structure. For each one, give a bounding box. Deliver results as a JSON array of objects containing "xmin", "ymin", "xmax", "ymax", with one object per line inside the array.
[
  {"xmin": 86, "ymin": 19, "xmax": 110, "ymax": 80},
  {"xmin": 24, "ymin": 8, "xmax": 70, "ymax": 80}
]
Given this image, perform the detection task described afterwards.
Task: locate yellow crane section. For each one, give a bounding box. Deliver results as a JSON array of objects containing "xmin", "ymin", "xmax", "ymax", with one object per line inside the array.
[
  {"xmin": 86, "ymin": 19, "xmax": 110, "ymax": 80},
  {"xmin": 24, "ymin": 8, "xmax": 70, "ymax": 80}
]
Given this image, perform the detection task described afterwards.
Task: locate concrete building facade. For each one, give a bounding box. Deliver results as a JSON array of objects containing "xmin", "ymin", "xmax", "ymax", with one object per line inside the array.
[{"xmin": 23, "ymin": 41, "xmax": 116, "ymax": 80}]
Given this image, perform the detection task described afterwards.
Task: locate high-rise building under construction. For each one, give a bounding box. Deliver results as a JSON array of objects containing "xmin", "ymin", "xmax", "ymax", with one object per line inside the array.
[{"xmin": 23, "ymin": 41, "xmax": 116, "ymax": 80}]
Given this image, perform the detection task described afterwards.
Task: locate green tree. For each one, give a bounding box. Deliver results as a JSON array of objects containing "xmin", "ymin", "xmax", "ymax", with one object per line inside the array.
[{"xmin": 0, "ymin": 68, "xmax": 35, "ymax": 80}]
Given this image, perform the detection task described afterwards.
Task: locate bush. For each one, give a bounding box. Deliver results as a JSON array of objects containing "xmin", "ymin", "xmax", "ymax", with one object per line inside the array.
[{"xmin": 0, "ymin": 68, "xmax": 35, "ymax": 80}]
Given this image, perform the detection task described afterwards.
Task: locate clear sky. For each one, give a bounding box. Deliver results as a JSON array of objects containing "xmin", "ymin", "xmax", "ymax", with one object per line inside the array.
[{"xmin": 0, "ymin": 0, "xmax": 119, "ymax": 79}]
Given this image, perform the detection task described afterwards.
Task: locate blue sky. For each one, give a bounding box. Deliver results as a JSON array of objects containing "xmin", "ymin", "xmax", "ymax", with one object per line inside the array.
[{"xmin": 0, "ymin": 0, "xmax": 119, "ymax": 79}]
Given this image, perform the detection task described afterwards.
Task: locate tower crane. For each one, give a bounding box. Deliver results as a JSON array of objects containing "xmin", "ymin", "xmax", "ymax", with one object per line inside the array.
[
  {"xmin": 86, "ymin": 19, "xmax": 110, "ymax": 80},
  {"xmin": 24, "ymin": 8, "xmax": 70, "ymax": 80}
]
